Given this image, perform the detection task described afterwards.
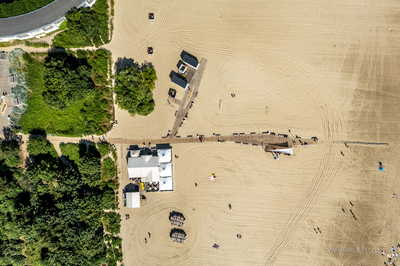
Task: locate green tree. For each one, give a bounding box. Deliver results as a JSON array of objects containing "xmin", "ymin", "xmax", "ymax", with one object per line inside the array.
[
  {"xmin": 79, "ymin": 154, "xmax": 101, "ymax": 187},
  {"xmin": 27, "ymin": 137, "xmax": 58, "ymax": 157},
  {"xmin": 97, "ymin": 143, "xmax": 110, "ymax": 157},
  {"xmin": 42, "ymin": 55, "xmax": 94, "ymax": 110},
  {"xmin": 52, "ymin": 0, "xmax": 111, "ymax": 48},
  {"xmin": 103, "ymin": 212, "xmax": 121, "ymax": 234},
  {"xmin": 114, "ymin": 65, "xmax": 157, "ymax": 116}
]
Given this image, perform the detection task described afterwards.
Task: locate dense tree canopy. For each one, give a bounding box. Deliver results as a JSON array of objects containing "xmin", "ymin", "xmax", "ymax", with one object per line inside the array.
[
  {"xmin": 0, "ymin": 138, "xmax": 122, "ymax": 266},
  {"xmin": 43, "ymin": 55, "xmax": 94, "ymax": 110},
  {"xmin": 114, "ymin": 65, "xmax": 157, "ymax": 116},
  {"xmin": 52, "ymin": 0, "xmax": 111, "ymax": 48}
]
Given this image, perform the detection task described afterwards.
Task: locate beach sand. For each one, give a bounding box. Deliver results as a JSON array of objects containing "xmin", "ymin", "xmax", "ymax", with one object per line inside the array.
[
  {"xmin": 111, "ymin": 0, "xmax": 400, "ymax": 265},
  {"xmin": 4, "ymin": 0, "xmax": 400, "ymax": 265}
]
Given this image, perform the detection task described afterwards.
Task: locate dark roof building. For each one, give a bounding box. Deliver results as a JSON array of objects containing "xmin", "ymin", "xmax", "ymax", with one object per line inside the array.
[
  {"xmin": 182, "ymin": 55, "xmax": 199, "ymax": 69},
  {"xmin": 171, "ymin": 74, "xmax": 188, "ymax": 90}
]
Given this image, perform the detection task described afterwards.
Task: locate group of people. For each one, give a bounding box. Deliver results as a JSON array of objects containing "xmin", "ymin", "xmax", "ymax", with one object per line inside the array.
[
  {"xmin": 213, "ymin": 203, "xmax": 241, "ymax": 250},
  {"xmin": 382, "ymin": 244, "xmax": 400, "ymax": 265},
  {"xmin": 313, "ymin": 227, "xmax": 322, "ymax": 234},
  {"xmin": 125, "ymin": 214, "xmax": 130, "ymax": 220}
]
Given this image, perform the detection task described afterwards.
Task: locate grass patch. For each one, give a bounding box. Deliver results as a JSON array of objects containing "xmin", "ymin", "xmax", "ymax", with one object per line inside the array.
[
  {"xmin": 0, "ymin": 39, "xmax": 23, "ymax": 48},
  {"xmin": 19, "ymin": 50, "xmax": 113, "ymax": 136},
  {"xmin": 23, "ymin": 41, "xmax": 49, "ymax": 48},
  {"xmin": 58, "ymin": 20, "xmax": 67, "ymax": 31}
]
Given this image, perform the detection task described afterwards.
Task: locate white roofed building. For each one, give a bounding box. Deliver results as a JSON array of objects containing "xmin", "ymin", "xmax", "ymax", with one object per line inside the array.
[
  {"xmin": 160, "ymin": 177, "xmax": 173, "ymax": 191},
  {"xmin": 158, "ymin": 149, "xmax": 172, "ymax": 163},
  {"xmin": 128, "ymin": 155, "xmax": 160, "ymax": 182},
  {"xmin": 126, "ymin": 192, "xmax": 140, "ymax": 208},
  {"xmin": 159, "ymin": 163, "xmax": 172, "ymax": 177},
  {"xmin": 127, "ymin": 145, "xmax": 174, "ymax": 191}
]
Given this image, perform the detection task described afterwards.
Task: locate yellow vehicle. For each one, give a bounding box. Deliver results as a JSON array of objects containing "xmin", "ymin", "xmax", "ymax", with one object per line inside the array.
[{"xmin": 1, "ymin": 97, "xmax": 7, "ymax": 116}]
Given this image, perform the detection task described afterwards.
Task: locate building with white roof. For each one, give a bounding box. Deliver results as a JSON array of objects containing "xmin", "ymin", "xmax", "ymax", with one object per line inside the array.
[
  {"xmin": 127, "ymin": 145, "xmax": 174, "ymax": 191},
  {"xmin": 126, "ymin": 191, "xmax": 140, "ymax": 208}
]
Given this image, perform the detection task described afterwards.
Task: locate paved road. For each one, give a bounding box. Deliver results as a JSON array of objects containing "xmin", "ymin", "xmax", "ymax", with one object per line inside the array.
[
  {"xmin": 0, "ymin": 56, "xmax": 13, "ymax": 128},
  {"xmin": 0, "ymin": 0, "xmax": 84, "ymax": 38}
]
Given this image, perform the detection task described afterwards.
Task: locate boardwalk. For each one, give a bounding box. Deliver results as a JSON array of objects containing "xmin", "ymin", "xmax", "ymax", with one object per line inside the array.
[
  {"xmin": 42, "ymin": 133, "xmax": 317, "ymax": 150},
  {"xmin": 171, "ymin": 59, "xmax": 207, "ymax": 137}
]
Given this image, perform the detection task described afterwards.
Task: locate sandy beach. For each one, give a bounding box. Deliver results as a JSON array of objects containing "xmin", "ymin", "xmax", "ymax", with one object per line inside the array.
[
  {"xmin": 108, "ymin": 0, "xmax": 400, "ymax": 265},
  {"xmin": 4, "ymin": 0, "xmax": 400, "ymax": 265}
]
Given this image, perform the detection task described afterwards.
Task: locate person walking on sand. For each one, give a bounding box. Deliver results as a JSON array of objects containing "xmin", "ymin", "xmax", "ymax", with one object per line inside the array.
[
  {"xmin": 148, "ymin": 232, "xmax": 151, "ymax": 238},
  {"xmin": 317, "ymin": 227, "xmax": 321, "ymax": 233},
  {"xmin": 228, "ymin": 203, "xmax": 232, "ymax": 211},
  {"xmin": 342, "ymin": 208, "xmax": 346, "ymax": 213},
  {"xmin": 195, "ymin": 183, "xmax": 198, "ymax": 187},
  {"xmin": 314, "ymin": 228, "xmax": 318, "ymax": 234},
  {"xmin": 145, "ymin": 238, "xmax": 147, "ymax": 243},
  {"xmin": 341, "ymin": 151, "xmax": 345, "ymax": 156}
]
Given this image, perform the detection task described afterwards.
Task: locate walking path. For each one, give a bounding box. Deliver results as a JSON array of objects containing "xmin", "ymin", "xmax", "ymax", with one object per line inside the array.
[{"xmin": 32, "ymin": 132, "xmax": 317, "ymax": 149}]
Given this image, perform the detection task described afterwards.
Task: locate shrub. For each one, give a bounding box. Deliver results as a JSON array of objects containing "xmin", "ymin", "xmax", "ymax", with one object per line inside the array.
[
  {"xmin": 23, "ymin": 41, "xmax": 49, "ymax": 48},
  {"xmin": 103, "ymin": 212, "xmax": 121, "ymax": 235},
  {"xmin": 97, "ymin": 143, "xmax": 110, "ymax": 157},
  {"xmin": 52, "ymin": 0, "xmax": 110, "ymax": 48},
  {"xmin": 27, "ymin": 137, "xmax": 58, "ymax": 157},
  {"xmin": 114, "ymin": 65, "xmax": 157, "ymax": 116},
  {"xmin": 101, "ymin": 157, "xmax": 116, "ymax": 181},
  {"xmin": 59, "ymin": 143, "xmax": 80, "ymax": 163}
]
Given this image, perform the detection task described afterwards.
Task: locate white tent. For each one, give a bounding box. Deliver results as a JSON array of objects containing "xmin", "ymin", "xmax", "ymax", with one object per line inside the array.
[
  {"xmin": 159, "ymin": 163, "xmax": 172, "ymax": 177},
  {"xmin": 159, "ymin": 177, "xmax": 173, "ymax": 191},
  {"xmin": 127, "ymin": 156, "xmax": 160, "ymax": 182},
  {"xmin": 158, "ymin": 149, "xmax": 172, "ymax": 163},
  {"xmin": 126, "ymin": 192, "xmax": 140, "ymax": 208},
  {"xmin": 273, "ymin": 148, "xmax": 293, "ymax": 155}
]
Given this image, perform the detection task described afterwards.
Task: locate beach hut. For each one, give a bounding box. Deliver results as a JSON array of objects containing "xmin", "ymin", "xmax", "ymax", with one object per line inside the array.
[
  {"xmin": 171, "ymin": 74, "xmax": 188, "ymax": 90},
  {"xmin": 126, "ymin": 191, "xmax": 140, "ymax": 208},
  {"xmin": 178, "ymin": 63, "xmax": 187, "ymax": 75},
  {"xmin": 182, "ymin": 55, "xmax": 199, "ymax": 69}
]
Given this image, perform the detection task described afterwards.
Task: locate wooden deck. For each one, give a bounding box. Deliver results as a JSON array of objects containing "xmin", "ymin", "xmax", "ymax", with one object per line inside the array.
[
  {"xmin": 171, "ymin": 58, "xmax": 207, "ymax": 137},
  {"xmin": 45, "ymin": 133, "xmax": 318, "ymax": 150},
  {"xmin": 168, "ymin": 96, "xmax": 181, "ymax": 106}
]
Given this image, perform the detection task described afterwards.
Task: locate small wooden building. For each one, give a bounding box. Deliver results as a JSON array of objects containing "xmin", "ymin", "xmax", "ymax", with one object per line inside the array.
[
  {"xmin": 171, "ymin": 74, "xmax": 188, "ymax": 90},
  {"xmin": 182, "ymin": 55, "xmax": 199, "ymax": 69}
]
